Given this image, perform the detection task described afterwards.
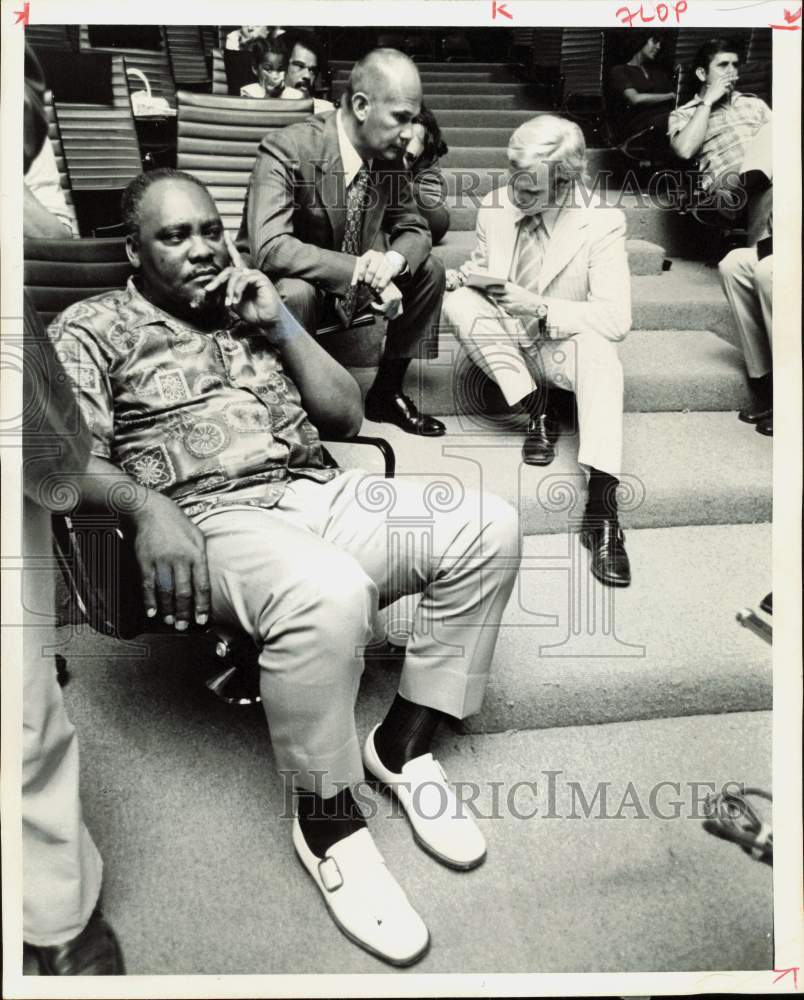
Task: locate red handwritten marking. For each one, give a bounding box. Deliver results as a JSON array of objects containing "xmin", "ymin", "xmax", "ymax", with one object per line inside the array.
[
  {"xmin": 492, "ymin": 1, "xmax": 513, "ymax": 20},
  {"xmin": 772, "ymin": 967, "xmax": 799, "ymax": 988},
  {"xmin": 615, "ymin": 0, "xmax": 687, "ymax": 26},
  {"xmin": 770, "ymin": 2, "xmax": 801, "ymax": 25},
  {"xmin": 14, "ymin": 1, "xmax": 30, "ymax": 26}
]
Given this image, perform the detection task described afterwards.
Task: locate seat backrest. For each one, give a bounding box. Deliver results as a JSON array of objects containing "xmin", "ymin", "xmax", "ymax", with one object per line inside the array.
[
  {"xmin": 79, "ymin": 24, "xmax": 178, "ymax": 107},
  {"xmin": 176, "ymin": 90, "xmax": 315, "ymax": 234},
  {"xmin": 52, "ymin": 55, "xmax": 143, "ymax": 196},
  {"xmin": 42, "ymin": 91, "xmax": 80, "ymax": 235},
  {"xmin": 211, "ymin": 48, "xmax": 228, "ymax": 95},
  {"xmin": 741, "ymin": 28, "xmax": 772, "ymax": 106},
  {"xmin": 560, "ymin": 28, "xmax": 605, "ymax": 99},
  {"xmin": 23, "ymin": 237, "xmax": 131, "ymax": 328},
  {"xmin": 26, "ymin": 25, "xmax": 75, "ymax": 51},
  {"xmin": 164, "ymin": 25, "xmax": 210, "ymax": 87}
]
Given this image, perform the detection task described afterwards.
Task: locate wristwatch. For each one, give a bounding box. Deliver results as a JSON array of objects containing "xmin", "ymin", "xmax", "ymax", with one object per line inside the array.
[{"xmin": 535, "ymin": 303, "xmax": 549, "ymax": 337}]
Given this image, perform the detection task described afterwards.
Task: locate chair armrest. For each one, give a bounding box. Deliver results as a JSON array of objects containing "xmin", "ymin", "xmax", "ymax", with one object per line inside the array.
[{"xmin": 322, "ymin": 435, "xmax": 396, "ymax": 478}]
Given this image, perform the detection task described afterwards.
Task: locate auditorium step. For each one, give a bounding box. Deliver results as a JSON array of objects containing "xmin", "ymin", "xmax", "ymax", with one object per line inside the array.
[
  {"xmin": 332, "ymin": 410, "xmax": 771, "ymax": 534},
  {"xmin": 63, "ymin": 625, "xmax": 772, "ymax": 973},
  {"xmin": 371, "ymin": 521, "xmax": 772, "ymax": 733},
  {"xmin": 416, "ymin": 94, "xmax": 538, "ymax": 110},
  {"xmin": 432, "ymin": 109, "xmax": 551, "ymax": 130},
  {"xmin": 330, "ymin": 60, "xmax": 517, "ymax": 74},
  {"xmin": 348, "ymin": 328, "xmax": 751, "ymax": 415}
]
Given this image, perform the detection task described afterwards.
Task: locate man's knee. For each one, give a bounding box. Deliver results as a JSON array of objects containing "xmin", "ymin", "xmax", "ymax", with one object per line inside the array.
[
  {"xmin": 575, "ymin": 333, "xmax": 621, "ymax": 375},
  {"xmin": 274, "ymin": 277, "xmax": 319, "ymax": 330},
  {"xmin": 718, "ymin": 247, "xmax": 755, "ymax": 282},
  {"xmin": 301, "ymin": 550, "xmax": 377, "ymax": 635},
  {"xmin": 482, "ymin": 493, "xmax": 521, "ymax": 566},
  {"xmin": 442, "ymin": 286, "xmax": 487, "ymax": 336},
  {"xmin": 408, "ymin": 253, "xmax": 446, "ymax": 301},
  {"xmin": 754, "ymin": 254, "xmax": 773, "ymax": 295}
]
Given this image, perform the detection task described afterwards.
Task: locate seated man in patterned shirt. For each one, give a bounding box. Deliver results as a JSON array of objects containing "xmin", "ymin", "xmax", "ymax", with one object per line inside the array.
[
  {"xmin": 48, "ymin": 168, "xmax": 520, "ymax": 968},
  {"xmin": 669, "ymin": 38, "xmax": 772, "ymax": 244}
]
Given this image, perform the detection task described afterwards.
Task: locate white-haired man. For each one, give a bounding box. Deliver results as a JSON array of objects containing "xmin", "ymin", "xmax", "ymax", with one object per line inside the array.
[{"xmin": 442, "ymin": 115, "xmax": 632, "ymax": 587}]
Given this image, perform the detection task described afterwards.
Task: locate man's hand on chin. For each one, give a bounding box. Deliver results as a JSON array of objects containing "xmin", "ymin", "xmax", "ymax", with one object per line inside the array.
[
  {"xmin": 201, "ymin": 231, "xmax": 285, "ymax": 337},
  {"xmin": 133, "ymin": 492, "xmax": 211, "ymax": 632}
]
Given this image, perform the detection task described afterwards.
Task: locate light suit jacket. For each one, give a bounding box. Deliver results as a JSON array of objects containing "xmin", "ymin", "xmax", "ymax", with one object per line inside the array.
[{"xmin": 467, "ymin": 184, "xmax": 632, "ymax": 342}]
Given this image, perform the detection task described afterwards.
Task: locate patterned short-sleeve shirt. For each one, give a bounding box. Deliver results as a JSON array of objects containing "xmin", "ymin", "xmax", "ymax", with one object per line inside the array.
[
  {"xmin": 668, "ymin": 91, "xmax": 771, "ymax": 191},
  {"xmin": 47, "ymin": 279, "xmax": 340, "ymax": 517}
]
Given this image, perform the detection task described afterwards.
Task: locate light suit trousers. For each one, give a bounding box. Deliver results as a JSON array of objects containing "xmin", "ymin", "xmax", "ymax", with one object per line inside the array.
[
  {"xmin": 717, "ymin": 247, "xmax": 773, "ymax": 380},
  {"xmin": 195, "ymin": 471, "xmax": 520, "ymax": 798},
  {"xmin": 443, "ymin": 287, "xmax": 624, "ymax": 477},
  {"xmin": 22, "ymin": 499, "xmax": 103, "ymax": 946}
]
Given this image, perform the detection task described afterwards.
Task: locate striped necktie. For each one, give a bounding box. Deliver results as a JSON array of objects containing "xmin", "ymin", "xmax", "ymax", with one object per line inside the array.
[
  {"xmin": 513, "ymin": 213, "xmax": 548, "ymax": 291},
  {"xmin": 339, "ymin": 164, "xmax": 370, "ymax": 325}
]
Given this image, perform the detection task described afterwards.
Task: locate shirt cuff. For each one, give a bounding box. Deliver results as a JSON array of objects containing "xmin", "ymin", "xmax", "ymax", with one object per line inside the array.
[{"xmin": 385, "ymin": 249, "xmax": 408, "ymax": 277}]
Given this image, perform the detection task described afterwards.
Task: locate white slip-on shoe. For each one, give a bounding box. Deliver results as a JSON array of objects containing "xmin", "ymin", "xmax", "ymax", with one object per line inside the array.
[
  {"xmin": 292, "ymin": 818, "xmax": 430, "ymax": 967},
  {"xmin": 363, "ymin": 724, "xmax": 487, "ymax": 871}
]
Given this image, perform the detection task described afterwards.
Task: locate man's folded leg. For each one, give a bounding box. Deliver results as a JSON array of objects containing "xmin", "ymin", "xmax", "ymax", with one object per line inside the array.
[
  {"xmin": 364, "ymin": 255, "xmax": 447, "ymax": 436},
  {"xmin": 196, "ymin": 503, "xmax": 430, "ymax": 965},
  {"xmin": 307, "ymin": 470, "xmax": 521, "ymax": 869}
]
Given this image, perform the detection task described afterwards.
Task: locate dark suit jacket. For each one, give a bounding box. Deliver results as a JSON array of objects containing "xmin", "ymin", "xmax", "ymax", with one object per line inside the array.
[{"xmin": 242, "ymin": 111, "xmax": 432, "ymax": 298}]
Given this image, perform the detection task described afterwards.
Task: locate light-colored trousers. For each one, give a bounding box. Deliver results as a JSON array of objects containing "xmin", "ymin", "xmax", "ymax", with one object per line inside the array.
[
  {"xmin": 443, "ymin": 287, "xmax": 624, "ymax": 477},
  {"xmin": 717, "ymin": 247, "xmax": 773, "ymax": 380},
  {"xmin": 195, "ymin": 471, "xmax": 520, "ymax": 798},
  {"xmin": 23, "ymin": 499, "xmax": 103, "ymax": 946}
]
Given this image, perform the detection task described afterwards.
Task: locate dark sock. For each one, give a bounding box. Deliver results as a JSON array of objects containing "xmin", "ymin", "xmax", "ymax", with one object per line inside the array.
[
  {"xmin": 370, "ymin": 357, "xmax": 411, "ymax": 398},
  {"xmin": 296, "ymin": 786, "xmax": 367, "ymax": 858},
  {"xmin": 520, "ymin": 387, "xmax": 549, "ymax": 420},
  {"xmin": 749, "ymin": 373, "xmax": 772, "ymax": 408},
  {"xmin": 373, "ymin": 693, "xmax": 449, "ymax": 774},
  {"xmin": 586, "ymin": 468, "xmax": 619, "ymax": 518}
]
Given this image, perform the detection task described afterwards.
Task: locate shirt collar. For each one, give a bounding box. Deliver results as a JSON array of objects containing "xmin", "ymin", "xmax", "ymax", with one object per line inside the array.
[
  {"xmin": 336, "ymin": 109, "xmax": 371, "ymax": 187},
  {"xmin": 125, "ymin": 277, "xmax": 237, "ymax": 333},
  {"xmin": 514, "ymin": 202, "xmax": 562, "ymax": 238}
]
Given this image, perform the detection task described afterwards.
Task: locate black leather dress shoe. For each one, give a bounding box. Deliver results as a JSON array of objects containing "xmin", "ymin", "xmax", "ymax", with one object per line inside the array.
[
  {"xmin": 521, "ymin": 414, "xmax": 555, "ymax": 466},
  {"xmin": 738, "ymin": 402, "xmax": 773, "ymax": 424},
  {"xmin": 23, "ymin": 906, "xmax": 125, "ymax": 975},
  {"xmin": 756, "ymin": 412, "xmax": 772, "ymax": 436},
  {"xmin": 580, "ymin": 515, "xmax": 632, "ymax": 587},
  {"xmin": 364, "ymin": 391, "xmax": 446, "ymax": 437}
]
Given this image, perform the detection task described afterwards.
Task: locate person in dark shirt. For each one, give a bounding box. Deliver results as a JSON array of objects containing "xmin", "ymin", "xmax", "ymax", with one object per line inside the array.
[
  {"xmin": 609, "ymin": 31, "xmax": 675, "ymax": 144},
  {"xmin": 402, "ymin": 102, "xmax": 451, "ymax": 245}
]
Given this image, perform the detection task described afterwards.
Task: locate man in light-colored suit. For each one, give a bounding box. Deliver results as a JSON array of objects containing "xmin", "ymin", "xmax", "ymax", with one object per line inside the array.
[{"xmin": 442, "ymin": 115, "xmax": 632, "ymax": 587}]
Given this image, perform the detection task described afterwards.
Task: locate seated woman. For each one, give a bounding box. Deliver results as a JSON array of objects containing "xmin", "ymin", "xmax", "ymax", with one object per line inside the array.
[
  {"xmin": 240, "ymin": 36, "xmax": 304, "ymax": 100},
  {"xmin": 609, "ymin": 31, "xmax": 675, "ymax": 147},
  {"xmin": 403, "ymin": 103, "xmax": 450, "ymax": 245}
]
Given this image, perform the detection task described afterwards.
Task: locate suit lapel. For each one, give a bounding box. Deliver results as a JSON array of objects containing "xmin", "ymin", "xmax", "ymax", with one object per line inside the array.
[
  {"xmin": 316, "ymin": 114, "xmax": 348, "ymax": 250},
  {"xmin": 537, "ymin": 198, "xmax": 591, "ymax": 293},
  {"xmin": 488, "ymin": 196, "xmax": 521, "ymax": 278}
]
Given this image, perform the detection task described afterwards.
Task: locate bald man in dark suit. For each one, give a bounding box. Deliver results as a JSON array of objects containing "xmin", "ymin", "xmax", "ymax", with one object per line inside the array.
[{"xmin": 242, "ymin": 48, "xmax": 446, "ymax": 437}]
